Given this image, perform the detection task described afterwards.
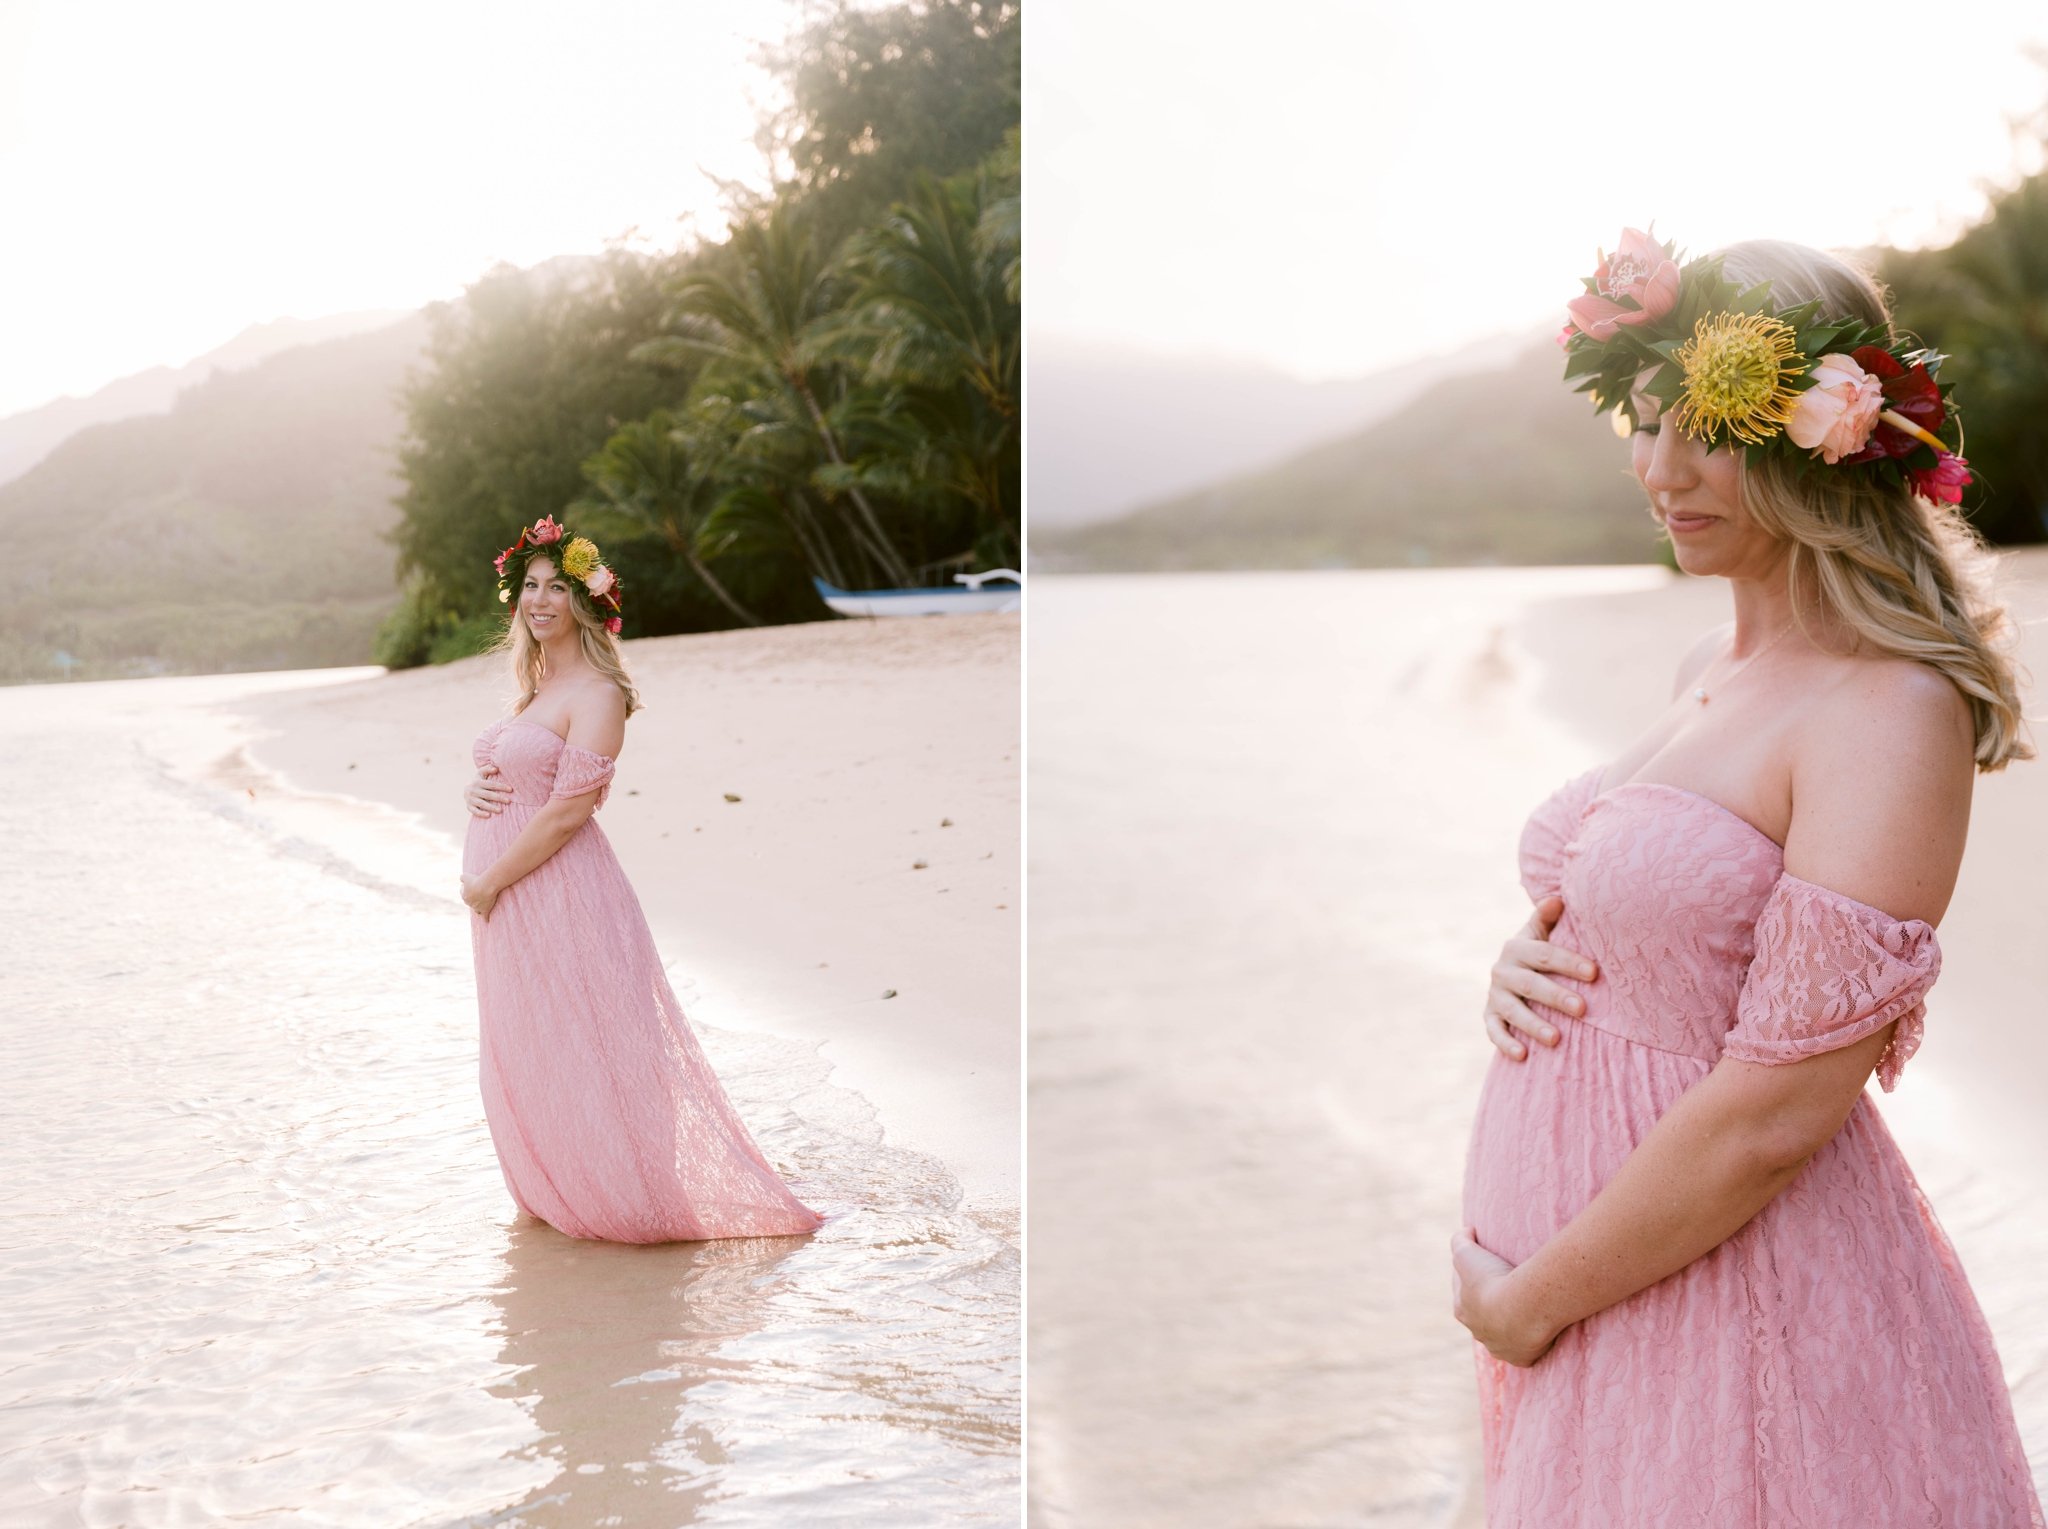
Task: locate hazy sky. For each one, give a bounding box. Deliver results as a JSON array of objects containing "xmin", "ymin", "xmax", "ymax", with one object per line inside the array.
[
  {"xmin": 0, "ymin": 0, "xmax": 802, "ymax": 418},
  {"xmin": 1031, "ymin": 1, "xmax": 2048, "ymax": 381}
]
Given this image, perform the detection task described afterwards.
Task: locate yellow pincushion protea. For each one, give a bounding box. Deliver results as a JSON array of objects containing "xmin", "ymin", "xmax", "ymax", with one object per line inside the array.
[
  {"xmin": 1671, "ymin": 311, "xmax": 1805, "ymax": 446},
  {"xmin": 559, "ymin": 536, "xmax": 600, "ymax": 579}
]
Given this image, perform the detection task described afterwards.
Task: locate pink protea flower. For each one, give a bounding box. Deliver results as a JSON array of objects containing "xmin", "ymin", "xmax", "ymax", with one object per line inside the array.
[
  {"xmin": 605, "ymin": 616, "xmax": 623, "ymax": 635},
  {"xmin": 1566, "ymin": 228, "xmax": 1680, "ymax": 342},
  {"xmin": 1786, "ymin": 352, "xmax": 1885, "ymax": 464},
  {"xmin": 1909, "ymin": 451, "xmax": 1972, "ymax": 505},
  {"xmin": 585, "ymin": 565, "xmax": 615, "ymax": 597},
  {"xmin": 529, "ymin": 515, "xmax": 565, "ymax": 545}
]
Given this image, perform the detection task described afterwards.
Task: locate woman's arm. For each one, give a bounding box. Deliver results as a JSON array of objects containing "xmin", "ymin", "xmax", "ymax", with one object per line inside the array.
[
  {"xmin": 469, "ymin": 796, "xmax": 600, "ymax": 901},
  {"xmin": 1457, "ymin": 657, "xmax": 1974, "ymax": 1362},
  {"xmin": 470, "ymin": 685, "xmax": 627, "ymax": 903}
]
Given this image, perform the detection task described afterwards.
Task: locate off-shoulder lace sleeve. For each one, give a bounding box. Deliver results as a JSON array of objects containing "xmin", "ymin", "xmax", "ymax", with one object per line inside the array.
[
  {"xmin": 1722, "ymin": 871, "xmax": 1941, "ymax": 1092},
  {"xmin": 1517, "ymin": 766, "xmax": 1606, "ymax": 902},
  {"xmin": 549, "ymin": 743, "xmax": 616, "ymax": 810}
]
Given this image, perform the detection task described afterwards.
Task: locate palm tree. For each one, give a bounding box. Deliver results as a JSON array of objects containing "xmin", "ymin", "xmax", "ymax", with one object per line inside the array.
[
  {"xmin": 833, "ymin": 158, "xmax": 1020, "ymax": 565},
  {"xmin": 631, "ymin": 210, "xmax": 918, "ymax": 588},
  {"xmin": 577, "ymin": 413, "xmax": 764, "ymax": 626}
]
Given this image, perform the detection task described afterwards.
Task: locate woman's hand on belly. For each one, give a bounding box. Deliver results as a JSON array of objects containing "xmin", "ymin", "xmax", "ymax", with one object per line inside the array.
[
  {"xmin": 1451, "ymin": 1226, "xmax": 1560, "ymax": 1367},
  {"xmin": 1484, "ymin": 895, "xmax": 1598, "ymax": 1060},
  {"xmin": 465, "ymin": 763, "xmax": 512, "ymax": 818}
]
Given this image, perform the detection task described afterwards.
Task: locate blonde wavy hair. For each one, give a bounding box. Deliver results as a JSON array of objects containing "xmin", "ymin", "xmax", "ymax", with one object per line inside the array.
[
  {"xmin": 485, "ymin": 552, "xmax": 644, "ymax": 719},
  {"xmin": 1708, "ymin": 239, "xmax": 2032, "ymax": 771}
]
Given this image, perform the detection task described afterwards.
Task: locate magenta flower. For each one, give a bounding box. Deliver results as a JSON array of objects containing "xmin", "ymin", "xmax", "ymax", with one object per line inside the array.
[
  {"xmin": 605, "ymin": 616, "xmax": 623, "ymax": 635},
  {"xmin": 1566, "ymin": 228, "xmax": 1680, "ymax": 342},
  {"xmin": 1909, "ymin": 452, "xmax": 1972, "ymax": 505}
]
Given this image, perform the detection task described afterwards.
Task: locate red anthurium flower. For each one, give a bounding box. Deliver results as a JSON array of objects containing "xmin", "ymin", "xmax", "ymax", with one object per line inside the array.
[{"xmin": 1842, "ymin": 346, "xmax": 1947, "ymax": 462}]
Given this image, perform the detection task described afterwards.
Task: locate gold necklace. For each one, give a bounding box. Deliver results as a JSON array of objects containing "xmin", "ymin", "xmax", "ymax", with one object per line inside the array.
[{"xmin": 1692, "ymin": 618, "xmax": 1798, "ymax": 705}]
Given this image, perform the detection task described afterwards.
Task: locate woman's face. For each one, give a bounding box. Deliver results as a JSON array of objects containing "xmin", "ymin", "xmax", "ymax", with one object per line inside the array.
[
  {"xmin": 520, "ymin": 558, "xmax": 575, "ymax": 644},
  {"xmin": 1628, "ymin": 382, "xmax": 1786, "ymax": 583}
]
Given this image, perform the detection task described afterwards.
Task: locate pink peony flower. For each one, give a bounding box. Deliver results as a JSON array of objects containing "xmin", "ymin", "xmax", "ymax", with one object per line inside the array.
[
  {"xmin": 529, "ymin": 515, "xmax": 564, "ymax": 545},
  {"xmin": 585, "ymin": 565, "xmax": 615, "ymax": 597},
  {"xmin": 1565, "ymin": 228, "xmax": 1680, "ymax": 342},
  {"xmin": 1785, "ymin": 352, "xmax": 1885, "ymax": 464},
  {"xmin": 605, "ymin": 616, "xmax": 623, "ymax": 635},
  {"xmin": 1909, "ymin": 451, "xmax": 1972, "ymax": 505}
]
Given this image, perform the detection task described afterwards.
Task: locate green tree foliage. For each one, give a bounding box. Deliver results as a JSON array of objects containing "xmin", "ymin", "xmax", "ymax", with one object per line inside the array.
[
  {"xmin": 634, "ymin": 206, "xmax": 924, "ymax": 589},
  {"xmin": 754, "ymin": 0, "xmax": 1021, "ymax": 251},
  {"xmin": 575, "ymin": 412, "xmax": 766, "ymax": 627},
  {"xmin": 833, "ymin": 138, "xmax": 1021, "ymax": 567},
  {"xmin": 1880, "ymin": 166, "xmax": 2048, "ymax": 546},
  {"xmin": 380, "ymin": 252, "xmax": 688, "ymax": 665},
  {"xmin": 378, "ymin": 0, "xmax": 1023, "ymax": 668}
]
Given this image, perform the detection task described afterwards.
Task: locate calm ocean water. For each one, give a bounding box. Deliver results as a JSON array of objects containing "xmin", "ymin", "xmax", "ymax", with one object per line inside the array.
[
  {"xmin": 1, "ymin": 670, "xmax": 1017, "ymax": 1527},
  {"xmin": 1028, "ymin": 568, "xmax": 2048, "ymax": 1528}
]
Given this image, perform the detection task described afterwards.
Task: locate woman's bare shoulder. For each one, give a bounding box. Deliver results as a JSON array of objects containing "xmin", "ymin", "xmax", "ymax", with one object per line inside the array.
[
  {"xmin": 1784, "ymin": 654, "xmax": 1973, "ymax": 921},
  {"xmin": 564, "ymin": 676, "xmax": 629, "ymax": 754},
  {"xmin": 1806, "ymin": 650, "xmax": 1972, "ymax": 747}
]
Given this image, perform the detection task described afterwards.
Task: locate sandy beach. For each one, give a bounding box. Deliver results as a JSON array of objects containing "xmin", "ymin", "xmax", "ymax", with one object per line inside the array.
[
  {"xmin": 212, "ymin": 613, "xmax": 1021, "ymax": 1223},
  {"xmin": 1027, "ymin": 560, "xmax": 2048, "ymax": 1527},
  {"xmin": 0, "ymin": 613, "xmax": 1018, "ymax": 1526}
]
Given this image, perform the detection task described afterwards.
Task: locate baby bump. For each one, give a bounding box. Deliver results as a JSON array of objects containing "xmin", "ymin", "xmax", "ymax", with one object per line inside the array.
[
  {"xmin": 1463, "ymin": 1023, "xmax": 1711, "ymax": 1265},
  {"xmin": 462, "ymin": 804, "xmax": 531, "ymax": 877}
]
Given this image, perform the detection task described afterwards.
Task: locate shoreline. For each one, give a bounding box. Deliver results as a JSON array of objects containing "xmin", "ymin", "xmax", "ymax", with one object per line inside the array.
[{"xmin": 200, "ymin": 614, "xmax": 1020, "ymax": 1226}]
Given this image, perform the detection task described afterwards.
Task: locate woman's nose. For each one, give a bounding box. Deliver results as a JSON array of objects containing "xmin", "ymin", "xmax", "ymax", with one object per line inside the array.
[{"xmin": 1640, "ymin": 426, "xmax": 1696, "ymax": 495}]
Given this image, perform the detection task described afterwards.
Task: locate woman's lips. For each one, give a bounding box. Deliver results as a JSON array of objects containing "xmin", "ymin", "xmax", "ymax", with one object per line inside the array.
[{"xmin": 1665, "ymin": 511, "xmax": 1717, "ymax": 534}]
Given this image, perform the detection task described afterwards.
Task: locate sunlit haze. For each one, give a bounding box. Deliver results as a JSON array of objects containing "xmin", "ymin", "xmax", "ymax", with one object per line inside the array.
[
  {"xmin": 1031, "ymin": 1, "xmax": 2048, "ymax": 381},
  {"xmin": 0, "ymin": 0, "xmax": 801, "ymax": 418}
]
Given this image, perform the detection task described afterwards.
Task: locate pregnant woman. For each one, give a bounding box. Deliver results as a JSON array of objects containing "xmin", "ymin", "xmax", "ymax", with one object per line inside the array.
[
  {"xmin": 1452, "ymin": 232, "xmax": 2044, "ymax": 1522},
  {"xmin": 458, "ymin": 514, "xmax": 822, "ymax": 1244}
]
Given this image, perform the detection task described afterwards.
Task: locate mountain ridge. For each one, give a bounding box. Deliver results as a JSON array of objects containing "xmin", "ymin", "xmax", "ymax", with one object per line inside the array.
[
  {"xmin": 0, "ymin": 308, "xmax": 414, "ymax": 489},
  {"xmin": 1032, "ymin": 338, "xmax": 1664, "ymax": 571}
]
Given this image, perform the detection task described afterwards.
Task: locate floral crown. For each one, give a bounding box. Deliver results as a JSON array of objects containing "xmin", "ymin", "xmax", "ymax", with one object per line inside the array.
[
  {"xmin": 1560, "ymin": 227, "xmax": 1970, "ymax": 506},
  {"xmin": 493, "ymin": 515, "xmax": 625, "ymax": 635}
]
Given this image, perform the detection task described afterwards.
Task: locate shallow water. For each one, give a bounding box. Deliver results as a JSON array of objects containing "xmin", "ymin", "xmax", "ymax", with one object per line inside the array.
[
  {"xmin": 1027, "ymin": 568, "xmax": 2048, "ymax": 1528},
  {"xmin": 1, "ymin": 670, "xmax": 1018, "ymax": 1527}
]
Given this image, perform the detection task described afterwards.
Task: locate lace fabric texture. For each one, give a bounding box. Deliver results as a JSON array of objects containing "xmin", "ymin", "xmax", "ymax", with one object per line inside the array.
[
  {"xmin": 463, "ymin": 716, "xmax": 821, "ymax": 1243},
  {"xmin": 1463, "ymin": 765, "xmax": 2043, "ymax": 1525}
]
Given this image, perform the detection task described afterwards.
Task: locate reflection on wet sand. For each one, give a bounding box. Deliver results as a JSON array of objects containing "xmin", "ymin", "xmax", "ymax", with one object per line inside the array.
[{"xmin": 484, "ymin": 1222, "xmax": 806, "ymax": 1522}]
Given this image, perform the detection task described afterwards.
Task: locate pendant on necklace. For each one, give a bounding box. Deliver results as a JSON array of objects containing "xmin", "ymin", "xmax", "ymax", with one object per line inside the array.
[{"xmin": 1693, "ymin": 686, "xmax": 1709, "ymax": 704}]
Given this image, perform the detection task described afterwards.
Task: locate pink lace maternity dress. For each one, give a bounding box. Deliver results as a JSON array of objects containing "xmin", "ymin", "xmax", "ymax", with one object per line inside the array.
[
  {"xmin": 1461, "ymin": 765, "xmax": 2043, "ymax": 1525},
  {"xmin": 463, "ymin": 715, "xmax": 822, "ymax": 1243}
]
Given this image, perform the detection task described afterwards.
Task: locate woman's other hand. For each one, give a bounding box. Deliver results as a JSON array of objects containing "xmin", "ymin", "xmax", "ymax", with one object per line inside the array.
[
  {"xmin": 460, "ymin": 874, "xmax": 499, "ymax": 920},
  {"xmin": 1451, "ymin": 1227, "xmax": 1559, "ymax": 1368},
  {"xmin": 465, "ymin": 763, "xmax": 513, "ymax": 818},
  {"xmin": 1485, "ymin": 894, "xmax": 1597, "ymax": 1060}
]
